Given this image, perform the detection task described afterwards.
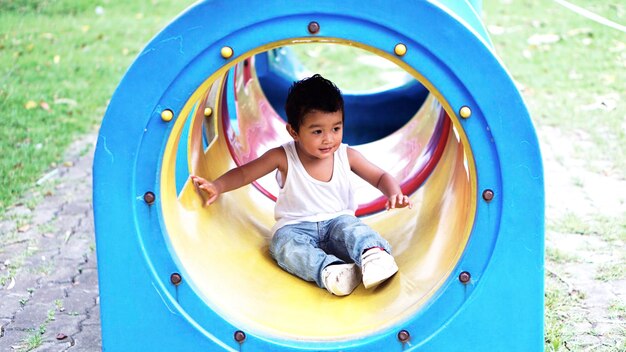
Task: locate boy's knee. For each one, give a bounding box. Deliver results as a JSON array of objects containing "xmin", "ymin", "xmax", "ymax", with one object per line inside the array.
[{"xmin": 270, "ymin": 231, "xmax": 311, "ymax": 258}]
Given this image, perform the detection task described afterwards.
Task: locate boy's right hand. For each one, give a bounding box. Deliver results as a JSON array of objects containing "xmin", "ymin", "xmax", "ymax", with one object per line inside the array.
[{"xmin": 190, "ymin": 175, "xmax": 220, "ymax": 206}]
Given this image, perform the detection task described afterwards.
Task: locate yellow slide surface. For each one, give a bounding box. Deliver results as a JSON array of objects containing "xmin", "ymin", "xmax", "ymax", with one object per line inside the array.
[{"xmin": 160, "ymin": 55, "xmax": 475, "ymax": 341}]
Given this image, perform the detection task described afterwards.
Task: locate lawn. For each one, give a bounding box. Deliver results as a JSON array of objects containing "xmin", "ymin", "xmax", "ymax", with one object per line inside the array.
[{"xmin": 0, "ymin": 0, "xmax": 190, "ymax": 213}]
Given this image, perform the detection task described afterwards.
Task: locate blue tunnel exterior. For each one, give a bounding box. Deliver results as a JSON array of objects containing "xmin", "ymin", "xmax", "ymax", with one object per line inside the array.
[{"xmin": 93, "ymin": 1, "xmax": 544, "ymax": 351}]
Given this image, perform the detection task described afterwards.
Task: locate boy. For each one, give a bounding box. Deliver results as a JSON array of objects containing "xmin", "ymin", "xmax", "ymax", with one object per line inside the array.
[{"xmin": 191, "ymin": 74, "xmax": 412, "ymax": 296}]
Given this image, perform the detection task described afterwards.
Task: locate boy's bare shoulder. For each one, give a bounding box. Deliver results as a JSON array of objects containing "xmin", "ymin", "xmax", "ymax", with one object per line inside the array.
[
  {"xmin": 346, "ymin": 146, "xmax": 364, "ymax": 160},
  {"xmin": 262, "ymin": 146, "xmax": 288, "ymax": 168},
  {"xmin": 264, "ymin": 146, "xmax": 287, "ymax": 158}
]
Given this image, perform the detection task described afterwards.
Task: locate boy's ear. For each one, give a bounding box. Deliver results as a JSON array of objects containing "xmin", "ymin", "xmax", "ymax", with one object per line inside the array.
[{"xmin": 286, "ymin": 124, "xmax": 298, "ymax": 140}]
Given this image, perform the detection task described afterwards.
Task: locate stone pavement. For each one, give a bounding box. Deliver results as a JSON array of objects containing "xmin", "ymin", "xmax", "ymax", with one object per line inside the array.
[{"xmin": 0, "ymin": 132, "xmax": 101, "ymax": 351}]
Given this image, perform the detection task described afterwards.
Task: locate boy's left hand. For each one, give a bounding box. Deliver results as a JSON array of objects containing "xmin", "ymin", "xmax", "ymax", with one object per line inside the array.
[{"xmin": 386, "ymin": 193, "xmax": 413, "ymax": 210}]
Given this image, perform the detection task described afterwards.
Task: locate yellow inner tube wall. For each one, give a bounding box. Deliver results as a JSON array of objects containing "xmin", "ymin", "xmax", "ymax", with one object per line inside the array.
[{"xmin": 160, "ymin": 43, "xmax": 475, "ymax": 341}]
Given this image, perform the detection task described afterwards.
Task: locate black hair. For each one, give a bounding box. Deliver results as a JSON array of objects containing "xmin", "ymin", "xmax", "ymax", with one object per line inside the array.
[{"xmin": 284, "ymin": 74, "xmax": 344, "ymax": 132}]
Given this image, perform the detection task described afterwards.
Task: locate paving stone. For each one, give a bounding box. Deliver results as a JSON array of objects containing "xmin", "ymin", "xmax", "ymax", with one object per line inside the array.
[
  {"xmin": 62, "ymin": 288, "xmax": 98, "ymax": 316},
  {"xmin": 0, "ymin": 328, "xmax": 30, "ymax": 351},
  {"xmin": 35, "ymin": 340, "xmax": 75, "ymax": 352},
  {"xmin": 60, "ymin": 202, "xmax": 91, "ymax": 217},
  {"xmin": 0, "ymin": 291, "xmax": 31, "ymax": 319},
  {"xmin": 74, "ymin": 268, "xmax": 99, "ymax": 288},
  {"xmin": 10, "ymin": 302, "xmax": 53, "ymax": 330},
  {"xmin": 0, "ymin": 133, "xmax": 102, "ymax": 350},
  {"xmin": 1, "ymin": 318, "xmax": 12, "ymax": 336},
  {"xmin": 82, "ymin": 303, "xmax": 100, "ymax": 327},
  {"xmin": 0, "ymin": 221, "xmax": 17, "ymax": 235},
  {"xmin": 67, "ymin": 323, "xmax": 101, "ymax": 352},
  {"xmin": 5, "ymin": 205, "xmax": 33, "ymax": 219},
  {"xmin": 43, "ymin": 313, "xmax": 82, "ymax": 345},
  {"xmin": 31, "ymin": 207, "xmax": 57, "ymax": 227},
  {"xmin": 6, "ymin": 271, "xmax": 41, "ymax": 293},
  {"xmin": 38, "ymin": 260, "xmax": 80, "ymax": 285}
]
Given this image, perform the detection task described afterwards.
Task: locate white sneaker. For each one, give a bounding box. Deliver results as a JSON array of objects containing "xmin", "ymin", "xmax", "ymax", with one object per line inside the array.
[
  {"xmin": 321, "ymin": 263, "xmax": 361, "ymax": 296},
  {"xmin": 361, "ymin": 248, "xmax": 398, "ymax": 289}
]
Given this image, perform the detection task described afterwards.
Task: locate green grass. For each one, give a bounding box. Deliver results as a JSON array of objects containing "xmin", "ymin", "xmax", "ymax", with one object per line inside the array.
[
  {"xmin": 482, "ymin": 0, "xmax": 625, "ymax": 174},
  {"xmin": 290, "ymin": 43, "xmax": 410, "ymax": 91},
  {"xmin": 547, "ymin": 211, "xmax": 626, "ymax": 241},
  {"xmin": 544, "ymin": 278, "xmax": 584, "ymax": 351},
  {"xmin": 596, "ymin": 262, "xmax": 626, "ymax": 281},
  {"xmin": 0, "ymin": 0, "xmax": 191, "ymax": 213},
  {"xmin": 17, "ymin": 307, "xmax": 57, "ymax": 351},
  {"xmin": 546, "ymin": 246, "xmax": 582, "ymax": 264}
]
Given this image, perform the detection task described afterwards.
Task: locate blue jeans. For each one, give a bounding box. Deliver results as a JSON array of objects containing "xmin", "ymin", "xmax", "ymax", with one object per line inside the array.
[{"xmin": 269, "ymin": 215, "xmax": 392, "ymax": 288}]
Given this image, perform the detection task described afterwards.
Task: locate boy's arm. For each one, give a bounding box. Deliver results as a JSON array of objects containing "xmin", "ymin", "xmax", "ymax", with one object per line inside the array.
[
  {"xmin": 191, "ymin": 147, "xmax": 286, "ymax": 206},
  {"xmin": 347, "ymin": 147, "xmax": 413, "ymax": 210}
]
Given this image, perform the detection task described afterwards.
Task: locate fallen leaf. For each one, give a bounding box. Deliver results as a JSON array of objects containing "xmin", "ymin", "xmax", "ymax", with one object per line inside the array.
[
  {"xmin": 56, "ymin": 333, "xmax": 68, "ymax": 340},
  {"xmin": 18, "ymin": 224, "xmax": 31, "ymax": 232},
  {"xmin": 54, "ymin": 98, "xmax": 78, "ymax": 106},
  {"xmin": 488, "ymin": 25, "xmax": 505, "ymax": 35},
  {"xmin": 6, "ymin": 276, "xmax": 15, "ymax": 290},
  {"xmin": 53, "ymin": 55, "xmax": 61, "ymax": 64},
  {"xmin": 568, "ymin": 69, "xmax": 582, "ymax": 80},
  {"xmin": 527, "ymin": 33, "xmax": 560, "ymax": 46},
  {"xmin": 567, "ymin": 28, "xmax": 592, "ymax": 37},
  {"xmin": 40, "ymin": 101, "xmax": 51, "ymax": 111},
  {"xmin": 24, "ymin": 100, "xmax": 37, "ymax": 109}
]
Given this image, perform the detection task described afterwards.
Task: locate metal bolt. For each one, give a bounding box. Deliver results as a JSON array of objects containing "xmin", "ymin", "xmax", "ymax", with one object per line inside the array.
[
  {"xmin": 459, "ymin": 271, "xmax": 471, "ymax": 284},
  {"xmin": 398, "ymin": 330, "xmax": 410, "ymax": 343},
  {"xmin": 394, "ymin": 43, "xmax": 407, "ymax": 57},
  {"xmin": 234, "ymin": 330, "xmax": 246, "ymax": 343},
  {"xmin": 170, "ymin": 273, "xmax": 182, "ymax": 286},
  {"xmin": 161, "ymin": 109, "xmax": 174, "ymax": 122},
  {"xmin": 204, "ymin": 107, "xmax": 213, "ymax": 117},
  {"xmin": 220, "ymin": 46, "xmax": 234, "ymax": 59},
  {"xmin": 143, "ymin": 191, "xmax": 155, "ymax": 205},
  {"xmin": 482, "ymin": 189, "xmax": 494, "ymax": 202},
  {"xmin": 307, "ymin": 21, "xmax": 320, "ymax": 34},
  {"xmin": 459, "ymin": 106, "xmax": 472, "ymax": 119}
]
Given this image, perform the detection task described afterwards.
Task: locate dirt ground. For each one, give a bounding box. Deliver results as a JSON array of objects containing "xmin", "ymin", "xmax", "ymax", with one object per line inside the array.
[{"xmin": 540, "ymin": 125, "xmax": 626, "ymax": 351}]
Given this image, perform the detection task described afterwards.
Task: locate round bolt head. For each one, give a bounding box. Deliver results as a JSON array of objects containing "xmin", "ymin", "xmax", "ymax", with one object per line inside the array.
[
  {"xmin": 483, "ymin": 189, "xmax": 494, "ymax": 202},
  {"xmin": 308, "ymin": 21, "xmax": 320, "ymax": 34},
  {"xmin": 394, "ymin": 43, "xmax": 407, "ymax": 57},
  {"xmin": 170, "ymin": 273, "xmax": 182, "ymax": 286},
  {"xmin": 143, "ymin": 191, "xmax": 155, "ymax": 205},
  {"xmin": 221, "ymin": 46, "xmax": 234, "ymax": 59},
  {"xmin": 204, "ymin": 107, "xmax": 213, "ymax": 117},
  {"xmin": 234, "ymin": 330, "xmax": 246, "ymax": 343},
  {"xmin": 398, "ymin": 329, "xmax": 410, "ymax": 343},
  {"xmin": 161, "ymin": 109, "xmax": 174, "ymax": 122},
  {"xmin": 459, "ymin": 106, "xmax": 472, "ymax": 119},
  {"xmin": 459, "ymin": 271, "xmax": 471, "ymax": 284}
]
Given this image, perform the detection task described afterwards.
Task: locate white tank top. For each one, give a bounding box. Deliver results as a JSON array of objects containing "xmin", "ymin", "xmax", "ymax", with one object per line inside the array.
[{"xmin": 272, "ymin": 141, "xmax": 357, "ymax": 234}]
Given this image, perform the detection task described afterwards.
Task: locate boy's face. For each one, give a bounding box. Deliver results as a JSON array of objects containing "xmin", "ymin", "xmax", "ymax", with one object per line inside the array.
[{"xmin": 287, "ymin": 110, "xmax": 343, "ymax": 160}]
